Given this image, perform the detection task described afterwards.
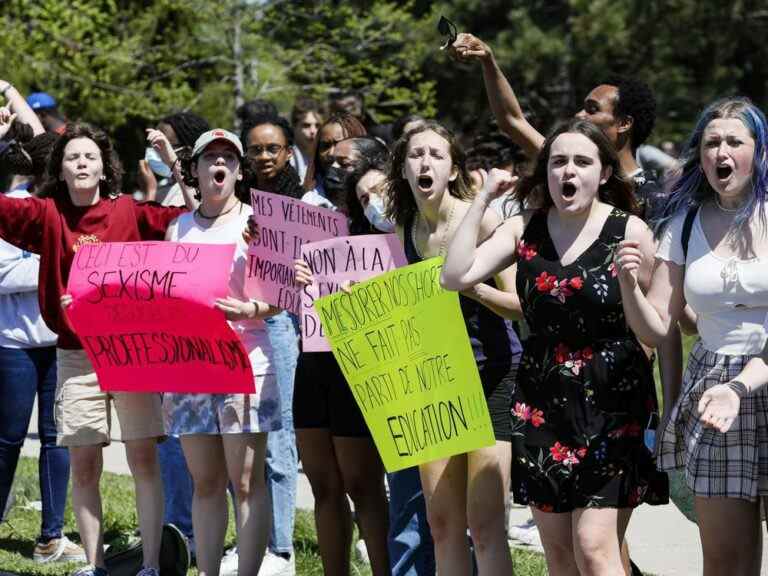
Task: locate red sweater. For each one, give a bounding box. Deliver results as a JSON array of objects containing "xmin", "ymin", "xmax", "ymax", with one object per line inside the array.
[{"xmin": 0, "ymin": 194, "xmax": 185, "ymax": 349}]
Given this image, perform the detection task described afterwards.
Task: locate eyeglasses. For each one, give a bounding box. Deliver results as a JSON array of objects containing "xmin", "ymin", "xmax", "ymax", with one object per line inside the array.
[
  {"xmin": 437, "ymin": 16, "xmax": 457, "ymax": 50},
  {"xmin": 247, "ymin": 144, "xmax": 286, "ymax": 158}
]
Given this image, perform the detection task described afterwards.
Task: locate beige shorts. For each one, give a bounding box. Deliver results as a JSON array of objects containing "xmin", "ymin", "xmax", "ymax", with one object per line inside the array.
[{"xmin": 55, "ymin": 348, "xmax": 165, "ymax": 447}]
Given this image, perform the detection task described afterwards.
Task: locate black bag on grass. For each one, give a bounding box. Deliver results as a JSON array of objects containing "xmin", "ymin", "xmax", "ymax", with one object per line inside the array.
[{"xmin": 105, "ymin": 523, "xmax": 189, "ymax": 576}]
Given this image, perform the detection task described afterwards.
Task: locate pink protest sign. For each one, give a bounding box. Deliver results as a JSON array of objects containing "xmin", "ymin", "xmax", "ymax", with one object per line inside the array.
[
  {"xmin": 245, "ymin": 189, "xmax": 348, "ymax": 315},
  {"xmin": 66, "ymin": 242, "xmax": 255, "ymax": 393},
  {"xmin": 300, "ymin": 234, "xmax": 408, "ymax": 352}
]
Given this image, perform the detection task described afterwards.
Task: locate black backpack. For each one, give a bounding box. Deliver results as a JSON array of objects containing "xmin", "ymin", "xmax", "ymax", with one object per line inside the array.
[
  {"xmin": 105, "ymin": 524, "xmax": 190, "ymax": 576},
  {"xmin": 681, "ymin": 206, "xmax": 699, "ymax": 262}
]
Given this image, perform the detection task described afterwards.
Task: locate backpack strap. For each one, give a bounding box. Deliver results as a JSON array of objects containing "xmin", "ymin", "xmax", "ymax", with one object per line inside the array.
[{"xmin": 681, "ymin": 206, "xmax": 698, "ymax": 263}]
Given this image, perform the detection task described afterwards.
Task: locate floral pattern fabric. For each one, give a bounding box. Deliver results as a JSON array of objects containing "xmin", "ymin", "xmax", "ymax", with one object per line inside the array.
[{"xmin": 512, "ymin": 208, "xmax": 668, "ymax": 512}]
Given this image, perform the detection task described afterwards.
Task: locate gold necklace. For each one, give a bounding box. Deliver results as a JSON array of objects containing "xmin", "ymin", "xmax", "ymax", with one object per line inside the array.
[{"xmin": 411, "ymin": 197, "xmax": 457, "ymax": 259}]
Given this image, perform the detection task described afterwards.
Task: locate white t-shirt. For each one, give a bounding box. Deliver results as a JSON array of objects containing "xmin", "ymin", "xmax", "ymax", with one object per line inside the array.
[
  {"xmin": 166, "ymin": 204, "xmax": 272, "ymax": 374},
  {"xmin": 657, "ymin": 209, "xmax": 768, "ymax": 354}
]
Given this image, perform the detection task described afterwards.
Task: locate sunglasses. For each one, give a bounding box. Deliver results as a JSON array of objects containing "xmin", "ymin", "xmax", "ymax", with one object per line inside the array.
[{"xmin": 437, "ymin": 16, "xmax": 457, "ymax": 50}]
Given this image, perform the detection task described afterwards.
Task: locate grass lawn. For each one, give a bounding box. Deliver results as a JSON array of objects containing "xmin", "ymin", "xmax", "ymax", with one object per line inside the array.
[{"xmin": 0, "ymin": 457, "xmax": 548, "ymax": 575}]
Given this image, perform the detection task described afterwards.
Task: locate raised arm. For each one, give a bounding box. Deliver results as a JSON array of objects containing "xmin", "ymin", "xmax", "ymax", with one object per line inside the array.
[
  {"xmin": 146, "ymin": 128, "xmax": 199, "ymax": 210},
  {"xmin": 0, "ymin": 80, "xmax": 45, "ymax": 136},
  {"xmin": 441, "ymin": 168, "xmax": 520, "ymax": 290},
  {"xmin": 449, "ymin": 34, "xmax": 545, "ymax": 159}
]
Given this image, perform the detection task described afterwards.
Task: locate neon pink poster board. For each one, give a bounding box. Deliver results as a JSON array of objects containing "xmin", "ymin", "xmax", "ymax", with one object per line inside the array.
[
  {"xmin": 66, "ymin": 241, "xmax": 255, "ymax": 393},
  {"xmin": 245, "ymin": 189, "xmax": 348, "ymax": 315},
  {"xmin": 300, "ymin": 234, "xmax": 408, "ymax": 352}
]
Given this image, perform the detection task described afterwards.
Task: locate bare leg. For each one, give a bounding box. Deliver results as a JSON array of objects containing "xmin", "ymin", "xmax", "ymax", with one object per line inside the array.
[
  {"xmin": 572, "ymin": 507, "xmax": 631, "ymax": 576},
  {"xmin": 222, "ymin": 433, "xmax": 270, "ymax": 575},
  {"xmin": 467, "ymin": 441, "xmax": 514, "ymax": 574},
  {"xmin": 124, "ymin": 438, "xmax": 163, "ymax": 569},
  {"xmin": 182, "ymin": 436, "xmax": 228, "ymax": 576},
  {"xmin": 531, "ymin": 508, "xmax": 579, "ymax": 576},
  {"xmin": 419, "ymin": 454, "xmax": 471, "ymax": 576},
  {"xmin": 297, "ymin": 429, "xmax": 352, "ymax": 576},
  {"xmin": 69, "ymin": 445, "xmax": 105, "ymax": 568},
  {"xmin": 334, "ymin": 436, "xmax": 390, "ymax": 576},
  {"xmin": 696, "ymin": 496, "xmax": 761, "ymax": 576}
]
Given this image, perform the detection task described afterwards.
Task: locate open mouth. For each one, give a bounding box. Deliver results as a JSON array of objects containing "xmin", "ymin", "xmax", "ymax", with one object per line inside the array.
[
  {"xmin": 417, "ymin": 175, "xmax": 433, "ymax": 190},
  {"xmin": 213, "ymin": 169, "xmax": 227, "ymax": 184},
  {"xmin": 716, "ymin": 165, "xmax": 733, "ymax": 180},
  {"xmin": 562, "ymin": 182, "xmax": 577, "ymax": 199}
]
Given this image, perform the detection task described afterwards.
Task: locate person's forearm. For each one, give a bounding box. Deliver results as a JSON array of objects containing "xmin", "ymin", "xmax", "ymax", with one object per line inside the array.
[
  {"xmin": 657, "ymin": 326, "xmax": 683, "ymax": 413},
  {"xmin": 732, "ymin": 356, "xmax": 768, "ymax": 394},
  {"xmin": 679, "ymin": 303, "xmax": 698, "ymax": 336},
  {"xmin": 0, "ymin": 83, "xmax": 45, "ymax": 136},
  {"xmin": 441, "ymin": 194, "xmax": 489, "ymax": 290},
  {"xmin": 480, "ymin": 57, "xmax": 545, "ymax": 159},
  {"xmin": 466, "ymin": 282, "xmax": 522, "ymax": 320},
  {"xmin": 619, "ymin": 282, "xmax": 668, "ymax": 347}
]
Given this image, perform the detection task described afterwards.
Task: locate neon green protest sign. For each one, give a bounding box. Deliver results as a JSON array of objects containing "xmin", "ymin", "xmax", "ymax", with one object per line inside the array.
[{"xmin": 314, "ymin": 257, "xmax": 494, "ymax": 472}]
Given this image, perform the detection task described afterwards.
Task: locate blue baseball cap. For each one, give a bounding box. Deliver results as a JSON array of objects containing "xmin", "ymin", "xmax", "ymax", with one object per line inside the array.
[{"xmin": 27, "ymin": 92, "xmax": 57, "ymax": 110}]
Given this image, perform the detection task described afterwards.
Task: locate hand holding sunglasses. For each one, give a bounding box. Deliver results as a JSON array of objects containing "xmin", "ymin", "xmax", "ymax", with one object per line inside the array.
[
  {"xmin": 443, "ymin": 27, "xmax": 494, "ymax": 64},
  {"xmin": 437, "ymin": 15, "xmax": 458, "ymax": 50}
]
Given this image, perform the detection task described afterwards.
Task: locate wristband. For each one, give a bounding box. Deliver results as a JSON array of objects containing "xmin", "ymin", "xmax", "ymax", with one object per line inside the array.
[{"xmin": 726, "ymin": 380, "xmax": 749, "ymax": 398}]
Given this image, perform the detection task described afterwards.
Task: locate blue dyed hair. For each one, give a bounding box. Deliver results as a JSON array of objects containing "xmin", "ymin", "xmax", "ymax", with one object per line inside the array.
[{"xmin": 654, "ymin": 97, "xmax": 768, "ymax": 238}]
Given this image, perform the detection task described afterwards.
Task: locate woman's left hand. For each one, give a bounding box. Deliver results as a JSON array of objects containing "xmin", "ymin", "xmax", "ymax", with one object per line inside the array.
[
  {"xmin": 215, "ymin": 296, "xmax": 257, "ymax": 321},
  {"xmin": 698, "ymin": 384, "xmax": 740, "ymax": 433}
]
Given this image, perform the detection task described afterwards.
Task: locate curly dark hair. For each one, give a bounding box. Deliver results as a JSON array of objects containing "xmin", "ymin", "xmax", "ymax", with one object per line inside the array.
[
  {"xmin": 159, "ymin": 112, "xmax": 210, "ymax": 148},
  {"xmin": 386, "ymin": 121, "xmax": 473, "ymax": 228},
  {"xmin": 599, "ymin": 75, "xmax": 656, "ymax": 151},
  {"xmin": 342, "ymin": 136, "xmax": 390, "ymax": 233},
  {"xmin": 240, "ymin": 113, "xmax": 294, "ymax": 149},
  {"xmin": 37, "ymin": 123, "xmax": 123, "ymax": 199},
  {"xmin": 514, "ymin": 118, "xmax": 638, "ymax": 214}
]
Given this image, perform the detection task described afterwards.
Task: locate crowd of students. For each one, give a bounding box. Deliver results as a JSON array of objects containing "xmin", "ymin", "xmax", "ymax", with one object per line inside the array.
[{"xmin": 0, "ymin": 27, "xmax": 767, "ymax": 576}]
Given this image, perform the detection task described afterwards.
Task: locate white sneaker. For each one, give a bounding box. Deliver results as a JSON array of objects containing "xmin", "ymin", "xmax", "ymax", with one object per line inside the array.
[
  {"xmin": 220, "ymin": 546, "xmax": 238, "ymax": 575},
  {"xmin": 258, "ymin": 551, "xmax": 295, "ymax": 576}
]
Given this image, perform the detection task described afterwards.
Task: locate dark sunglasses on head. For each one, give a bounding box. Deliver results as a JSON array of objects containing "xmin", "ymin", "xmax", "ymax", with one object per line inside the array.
[{"xmin": 437, "ymin": 15, "xmax": 457, "ymax": 50}]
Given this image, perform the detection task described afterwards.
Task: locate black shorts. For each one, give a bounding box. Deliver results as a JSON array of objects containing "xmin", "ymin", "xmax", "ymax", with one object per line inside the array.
[
  {"xmin": 481, "ymin": 355, "xmax": 520, "ymax": 442},
  {"xmin": 293, "ymin": 350, "xmax": 372, "ymax": 438}
]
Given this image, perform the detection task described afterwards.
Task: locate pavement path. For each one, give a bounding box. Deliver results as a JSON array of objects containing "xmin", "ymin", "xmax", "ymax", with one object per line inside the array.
[{"xmin": 17, "ymin": 400, "xmax": 768, "ymax": 575}]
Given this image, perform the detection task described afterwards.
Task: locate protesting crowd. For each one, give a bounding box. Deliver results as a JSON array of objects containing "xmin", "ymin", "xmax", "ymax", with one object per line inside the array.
[{"xmin": 0, "ymin": 25, "xmax": 767, "ymax": 576}]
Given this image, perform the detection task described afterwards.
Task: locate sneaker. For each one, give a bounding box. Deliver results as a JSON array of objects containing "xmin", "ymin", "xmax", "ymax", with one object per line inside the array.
[
  {"xmin": 70, "ymin": 566, "xmax": 109, "ymax": 576},
  {"xmin": 258, "ymin": 551, "xmax": 295, "ymax": 576},
  {"xmin": 508, "ymin": 517, "xmax": 537, "ymax": 542},
  {"xmin": 220, "ymin": 546, "xmax": 238, "ymax": 575},
  {"xmin": 34, "ymin": 535, "xmax": 87, "ymax": 564},
  {"xmin": 135, "ymin": 568, "xmax": 160, "ymax": 576}
]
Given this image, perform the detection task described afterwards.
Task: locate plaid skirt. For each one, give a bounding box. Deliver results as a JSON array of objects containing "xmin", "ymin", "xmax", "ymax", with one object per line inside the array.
[{"xmin": 658, "ymin": 339, "xmax": 768, "ymax": 501}]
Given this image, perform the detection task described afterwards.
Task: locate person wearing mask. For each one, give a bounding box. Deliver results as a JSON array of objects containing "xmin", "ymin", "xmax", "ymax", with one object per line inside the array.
[
  {"xmin": 302, "ymin": 113, "xmax": 366, "ymax": 209},
  {"xmin": 0, "ymin": 107, "xmax": 85, "ymax": 565},
  {"xmin": 290, "ymin": 97, "xmax": 323, "ymax": 183},
  {"xmin": 137, "ymin": 112, "xmax": 210, "ymax": 207},
  {"xmin": 0, "ymin": 117, "xmax": 196, "ymax": 576},
  {"xmin": 293, "ymin": 134, "xmax": 393, "ymax": 576}
]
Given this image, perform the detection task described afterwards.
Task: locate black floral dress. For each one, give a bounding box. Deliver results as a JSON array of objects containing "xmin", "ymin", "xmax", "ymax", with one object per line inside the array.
[{"xmin": 512, "ymin": 208, "xmax": 668, "ymax": 512}]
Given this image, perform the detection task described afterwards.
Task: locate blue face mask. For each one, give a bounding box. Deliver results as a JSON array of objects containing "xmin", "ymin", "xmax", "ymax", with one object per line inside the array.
[
  {"xmin": 144, "ymin": 147, "xmax": 172, "ymax": 179},
  {"xmin": 364, "ymin": 194, "xmax": 395, "ymax": 232}
]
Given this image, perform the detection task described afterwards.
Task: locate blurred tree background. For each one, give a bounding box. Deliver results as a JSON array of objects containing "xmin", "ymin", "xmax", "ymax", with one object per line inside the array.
[{"xmin": 2, "ymin": 0, "xmax": 768, "ymax": 186}]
